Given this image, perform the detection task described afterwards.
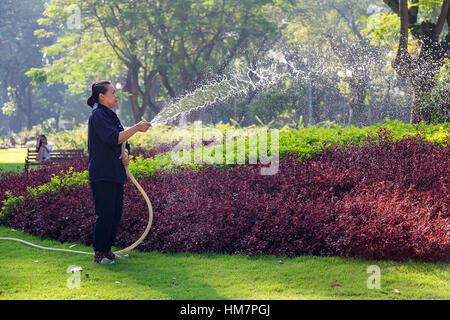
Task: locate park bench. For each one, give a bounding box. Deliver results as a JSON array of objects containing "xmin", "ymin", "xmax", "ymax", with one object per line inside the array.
[{"xmin": 24, "ymin": 148, "xmax": 85, "ymax": 173}]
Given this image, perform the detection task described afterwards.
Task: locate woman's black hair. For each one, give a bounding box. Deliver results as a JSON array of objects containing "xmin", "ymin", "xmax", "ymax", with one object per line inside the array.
[
  {"xmin": 87, "ymin": 81, "xmax": 112, "ymax": 108},
  {"xmin": 36, "ymin": 134, "xmax": 47, "ymax": 152}
]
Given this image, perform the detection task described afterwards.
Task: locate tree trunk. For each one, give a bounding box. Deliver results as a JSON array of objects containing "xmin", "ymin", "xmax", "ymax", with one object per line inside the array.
[
  {"xmin": 126, "ymin": 67, "xmax": 144, "ymax": 123},
  {"xmin": 348, "ymin": 103, "xmax": 366, "ymax": 126},
  {"xmin": 394, "ymin": 40, "xmax": 446, "ymax": 123},
  {"xmin": 389, "ymin": 0, "xmax": 450, "ymax": 123},
  {"xmin": 347, "ymin": 76, "xmax": 368, "ymax": 126},
  {"xmin": 158, "ymin": 72, "xmax": 176, "ymax": 98},
  {"xmin": 14, "ymin": 82, "xmax": 33, "ymax": 131},
  {"xmin": 123, "ymin": 61, "xmax": 160, "ymax": 124},
  {"xmin": 25, "ymin": 84, "xmax": 32, "ymax": 130}
]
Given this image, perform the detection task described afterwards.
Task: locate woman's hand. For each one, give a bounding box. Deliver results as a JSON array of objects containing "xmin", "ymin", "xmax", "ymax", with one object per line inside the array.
[
  {"xmin": 118, "ymin": 121, "xmax": 152, "ymax": 144},
  {"xmin": 136, "ymin": 121, "xmax": 152, "ymax": 132},
  {"xmin": 119, "ymin": 149, "xmax": 130, "ymax": 167}
]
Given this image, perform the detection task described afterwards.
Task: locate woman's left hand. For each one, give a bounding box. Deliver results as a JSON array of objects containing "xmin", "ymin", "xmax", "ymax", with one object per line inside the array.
[{"xmin": 119, "ymin": 149, "xmax": 130, "ymax": 167}]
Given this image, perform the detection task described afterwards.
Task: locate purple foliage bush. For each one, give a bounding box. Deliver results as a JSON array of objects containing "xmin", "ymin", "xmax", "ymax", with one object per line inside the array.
[
  {"xmin": 0, "ymin": 140, "xmax": 172, "ymax": 203},
  {"xmin": 0, "ymin": 157, "xmax": 89, "ymax": 204},
  {"xmin": 4, "ymin": 132, "xmax": 449, "ymax": 262},
  {"xmin": 131, "ymin": 143, "xmax": 175, "ymax": 159}
]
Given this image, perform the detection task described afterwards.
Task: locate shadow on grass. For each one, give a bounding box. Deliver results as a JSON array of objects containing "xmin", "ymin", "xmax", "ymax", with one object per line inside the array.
[
  {"xmin": 0, "ymin": 226, "xmax": 225, "ymax": 300},
  {"xmin": 110, "ymin": 251, "xmax": 227, "ymax": 299},
  {"xmin": 1, "ymin": 226, "xmax": 449, "ymax": 300}
]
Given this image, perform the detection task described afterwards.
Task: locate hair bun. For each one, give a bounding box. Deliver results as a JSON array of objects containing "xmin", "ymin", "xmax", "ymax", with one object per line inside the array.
[{"xmin": 87, "ymin": 96, "xmax": 96, "ymax": 108}]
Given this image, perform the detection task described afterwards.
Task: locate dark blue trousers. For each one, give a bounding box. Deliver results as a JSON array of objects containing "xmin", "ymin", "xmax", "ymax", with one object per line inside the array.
[{"xmin": 90, "ymin": 181, "xmax": 124, "ymax": 253}]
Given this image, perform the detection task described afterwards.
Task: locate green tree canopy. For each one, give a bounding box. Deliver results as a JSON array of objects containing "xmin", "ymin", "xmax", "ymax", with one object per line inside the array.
[{"xmin": 30, "ymin": 0, "xmax": 281, "ymax": 124}]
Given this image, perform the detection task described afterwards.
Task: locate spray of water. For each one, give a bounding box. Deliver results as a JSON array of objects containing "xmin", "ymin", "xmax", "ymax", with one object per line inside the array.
[
  {"xmin": 150, "ymin": 48, "xmax": 312, "ymax": 126},
  {"xmin": 149, "ymin": 37, "xmax": 387, "ymax": 126}
]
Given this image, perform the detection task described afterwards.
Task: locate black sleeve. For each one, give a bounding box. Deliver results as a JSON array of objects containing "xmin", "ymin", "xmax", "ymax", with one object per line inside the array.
[{"xmin": 91, "ymin": 112, "xmax": 119, "ymax": 147}]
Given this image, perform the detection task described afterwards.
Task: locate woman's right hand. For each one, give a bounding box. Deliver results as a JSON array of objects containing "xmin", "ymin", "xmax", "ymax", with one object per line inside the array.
[{"xmin": 136, "ymin": 121, "xmax": 152, "ymax": 132}]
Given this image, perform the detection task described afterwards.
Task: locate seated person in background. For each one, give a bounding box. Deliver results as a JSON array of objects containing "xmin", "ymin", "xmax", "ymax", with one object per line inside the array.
[{"xmin": 35, "ymin": 134, "xmax": 53, "ymax": 163}]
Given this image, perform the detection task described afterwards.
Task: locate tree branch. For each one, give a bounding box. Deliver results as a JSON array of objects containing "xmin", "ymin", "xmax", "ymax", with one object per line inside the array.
[
  {"xmin": 109, "ymin": 4, "xmax": 135, "ymax": 59},
  {"xmin": 409, "ymin": 0, "xmax": 419, "ymax": 25},
  {"xmin": 92, "ymin": 8, "xmax": 130, "ymax": 66},
  {"xmin": 399, "ymin": 0, "xmax": 409, "ymax": 52},
  {"xmin": 216, "ymin": 29, "xmax": 249, "ymax": 76},
  {"xmin": 158, "ymin": 71, "xmax": 176, "ymax": 98},
  {"xmin": 383, "ymin": 0, "xmax": 399, "ymax": 15},
  {"xmin": 447, "ymin": 3, "xmax": 450, "ymax": 27},
  {"xmin": 433, "ymin": 0, "xmax": 450, "ymax": 40},
  {"xmin": 142, "ymin": 69, "xmax": 158, "ymax": 108},
  {"xmin": 383, "ymin": 0, "xmax": 418, "ymax": 24},
  {"xmin": 392, "ymin": 0, "xmax": 413, "ymax": 78},
  {"xmin": 330, "ymin": 3, "xmax": 364, "ymax": 42}
]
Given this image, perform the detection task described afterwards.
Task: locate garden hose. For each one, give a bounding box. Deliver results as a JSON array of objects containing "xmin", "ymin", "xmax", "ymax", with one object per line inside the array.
[
  {"xmin": 0, "ymin": 237, "xmax": 93, "ymax": 255},
  {"xmin": 0, "ymin": 141, "xmax": 154, "ymax": 257},
  {"xmin": 114, "ymin": 142, "xmax": 153, "ymax": 255}
]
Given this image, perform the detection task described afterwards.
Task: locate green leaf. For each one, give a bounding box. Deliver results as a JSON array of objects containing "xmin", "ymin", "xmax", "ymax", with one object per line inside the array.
[{"xmin": 255, "ymin": 115, "xmax": 265, "ymax": 126}]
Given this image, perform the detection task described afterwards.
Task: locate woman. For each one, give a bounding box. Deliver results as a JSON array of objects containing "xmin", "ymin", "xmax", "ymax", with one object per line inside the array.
[
  {"xmin": 35, "ymin": 135, "xmax": 53, "ymax": 163},
  {"xmin": 87, "ymin": 80, "xmax": 152, "ymax": 264}
]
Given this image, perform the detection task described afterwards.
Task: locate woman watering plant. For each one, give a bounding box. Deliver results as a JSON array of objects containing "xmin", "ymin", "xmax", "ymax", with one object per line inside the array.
[{"xmin": 87, "ymin": 80, "xmax": 152, "ymax": 264}]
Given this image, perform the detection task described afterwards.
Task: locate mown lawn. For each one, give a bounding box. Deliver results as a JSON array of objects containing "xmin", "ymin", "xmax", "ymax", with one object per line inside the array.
[
  {"xmin": 0, "ymin": 226, "xmax": 449, "ymax": 300},
  {"xmin": 0, "ymin": 148, "xmax": 27, "ymax": 174},
  {"xmin": 1, "ymin": 126, "xmax": 449, "ymax": 300}
]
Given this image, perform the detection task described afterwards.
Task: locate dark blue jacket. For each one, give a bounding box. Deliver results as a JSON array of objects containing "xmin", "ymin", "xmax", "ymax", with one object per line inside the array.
[{"xmin": 88, "ymin": 104, "xmax": 130, "ymax": 183}]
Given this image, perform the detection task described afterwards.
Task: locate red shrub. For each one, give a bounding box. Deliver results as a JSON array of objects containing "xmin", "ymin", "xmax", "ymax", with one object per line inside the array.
[
  {"xmin": 131, "ymin": 143, "xmax": 175, "ymax": 159},
  {"xmin": 0, "ymin": 157, "xmax": 89, "ymax": 204},
  {"xmin": 334, "ymin": 182, "xmax": 449, "ymax": 261},
  {"xmin": 4, "ymin": 133, "xmax": 450, "ymax": 262}
]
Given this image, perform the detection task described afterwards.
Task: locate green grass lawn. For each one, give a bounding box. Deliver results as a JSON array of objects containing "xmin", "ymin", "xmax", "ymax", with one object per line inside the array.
[
  {"xmin": 1, "ymin": 128, "xmax": 449, "ymax": 301},
  {"xmin": 0, "ymin": 226, "xmax": 448, "ymax": 300},
  {"xmin": 0, "ymin": 148, "xmax": 27, "ymax": 174}
]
